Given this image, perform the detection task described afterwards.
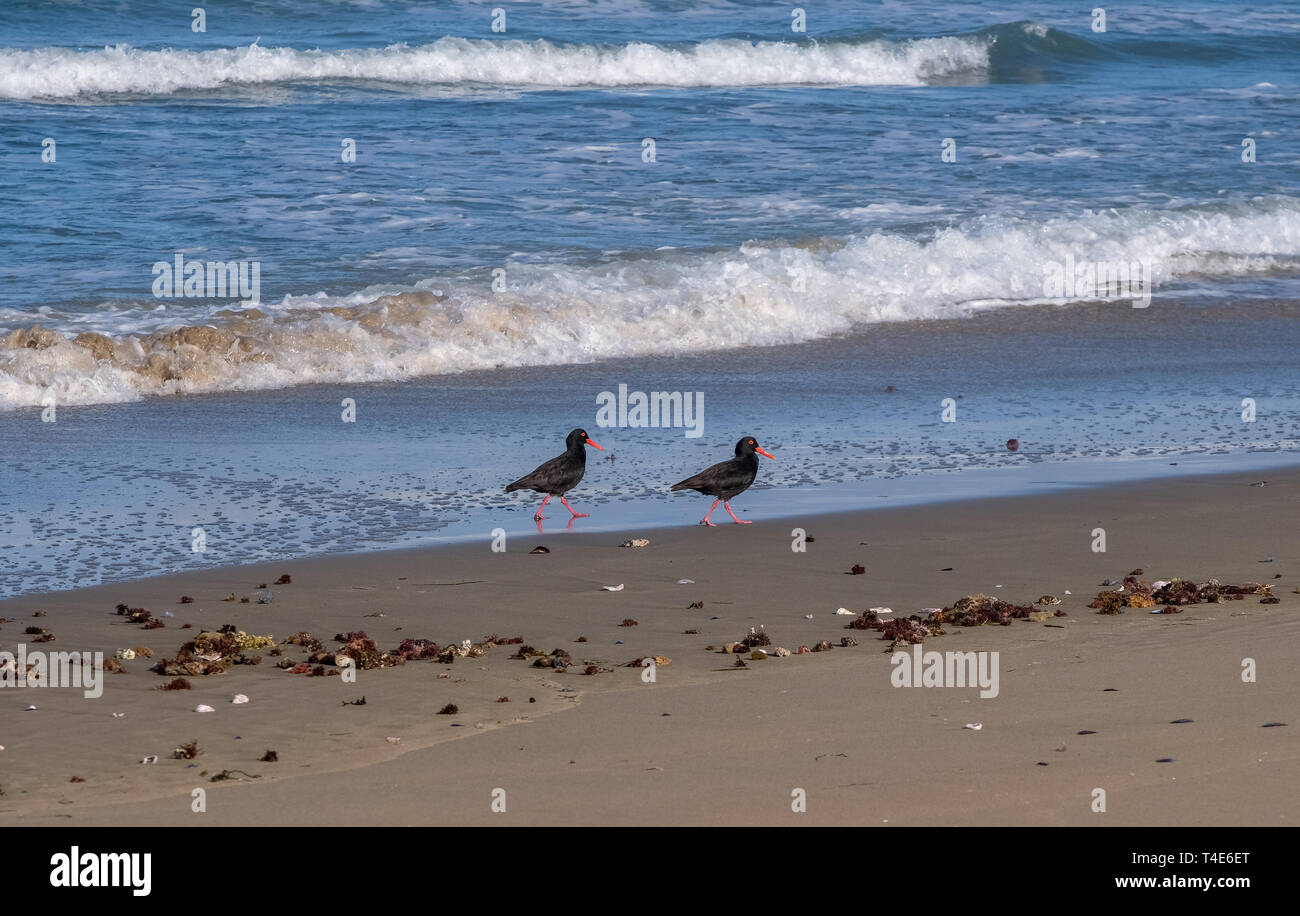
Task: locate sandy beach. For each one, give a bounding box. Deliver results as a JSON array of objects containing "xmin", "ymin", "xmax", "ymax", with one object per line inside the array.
[{"xmin": 2, "ymin": 466, "xmax": 1295, "ymax": 827}]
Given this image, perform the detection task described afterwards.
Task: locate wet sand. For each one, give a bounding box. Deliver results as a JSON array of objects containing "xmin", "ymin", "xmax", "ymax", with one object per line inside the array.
[{"xmin": 1, "ymin": 466, "xmax": 1297, "ymax": 826}]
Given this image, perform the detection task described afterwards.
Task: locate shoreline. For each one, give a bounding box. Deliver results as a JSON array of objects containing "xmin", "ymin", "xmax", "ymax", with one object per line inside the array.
[
  {"xmin": 2, "ymin": 464, "xmax": 1296, "ymax": 825},
  {"xmin": 6, "ymin": 450, "xmax": 1299, "ymax": 602}
]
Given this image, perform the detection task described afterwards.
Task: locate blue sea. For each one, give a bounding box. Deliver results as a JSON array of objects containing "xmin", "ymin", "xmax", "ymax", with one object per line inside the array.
[{"xmin": 1, "ymin": 0, "xmax": 1299, "ymax": 597}]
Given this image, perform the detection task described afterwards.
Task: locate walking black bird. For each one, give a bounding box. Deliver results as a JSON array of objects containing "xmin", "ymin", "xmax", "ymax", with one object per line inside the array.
[
  {"xmin": 506, "ymin": 428, "xmax": 604, "ymax": 520},
  {"xmin": 670, "ymin": 436, "xmax": 775, "ymax": 526}
]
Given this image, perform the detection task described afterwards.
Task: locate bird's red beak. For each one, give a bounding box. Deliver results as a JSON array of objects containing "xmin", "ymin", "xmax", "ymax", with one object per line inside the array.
[
  {"xmin": 756, "ymin": 447, "xmax": 775, "ymax": 460},
  {"xmin": 585, "ymin": 437, "xmax": 604, "ymax": 451}
]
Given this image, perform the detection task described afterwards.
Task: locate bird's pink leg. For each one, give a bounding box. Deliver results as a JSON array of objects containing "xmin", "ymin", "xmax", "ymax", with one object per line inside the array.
[
  {"xmin": 560, "ymin": 496, "xmax": 588, "ymax": 518},
  {"xmin": 699, "ymin": 499, "xmax": 720, "ymax": 527},
  {"xmin": 724, "ymin": 501, "xmax": 751, "ymax": 524},
  {"xmin": 533, "ymin": 494, "xmax": 551, "ymax": 520}
]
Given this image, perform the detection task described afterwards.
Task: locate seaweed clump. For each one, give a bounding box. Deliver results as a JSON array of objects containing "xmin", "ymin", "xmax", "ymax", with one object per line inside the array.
[
  {"xmin": 393, "ymin": 638, "xmax": 441, "ymax": 661},
  {"xmin": 151, "ymin": 630, "xmax": 244, "ymax": 676}
]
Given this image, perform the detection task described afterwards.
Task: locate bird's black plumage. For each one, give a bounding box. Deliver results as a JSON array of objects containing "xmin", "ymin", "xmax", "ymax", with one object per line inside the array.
[
  {"xmin": 670, "ymin": 436, "xmax": 770, "ymax": 500},
  {"xmin": 506, "ymin": 428, "xmax": 596, "ymax": 496}
]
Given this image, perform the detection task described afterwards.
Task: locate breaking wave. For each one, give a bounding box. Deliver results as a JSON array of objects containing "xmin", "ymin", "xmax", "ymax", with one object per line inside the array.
[
  {"xmin": 4, "ymin": 196, "xmax": 1299, "ymax": 408},
  {"xmin": 0, "ymin": 31, "xmax": 995, "ymax": 100}
]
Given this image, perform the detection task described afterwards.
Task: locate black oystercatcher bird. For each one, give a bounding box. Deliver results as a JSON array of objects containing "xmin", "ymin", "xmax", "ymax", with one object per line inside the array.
[
  {"xmin": 670, "ymin": 436, "xmax": 775, "ymax": 526},
  {"xmin": 506, "ymin": 428, "xmax": 604, "ymax": 520}
]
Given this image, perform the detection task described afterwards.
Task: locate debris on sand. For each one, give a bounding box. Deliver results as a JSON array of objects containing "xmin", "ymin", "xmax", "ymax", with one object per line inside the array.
[
  {"xmin": 261, "ymin": 750, "xmax": 279, "ymax": 762},
  {"xmin": 740, "ymin": 626, "xmax": 771, "ymax": 648},
  {"xmin": 1091, "ymin": 576, "xmax": 1275, "ymax": 614},
  {"xmin": 773, "ymin": 647, "xmax": 792, "ymax": 657},
  {"xmin": 116, "ymin": 604, "xmax": 157, "ymax": 627},
  {"xmin": 530, "ymin": 546, "xmax": 550, "ymax": 554},
  {"xmin": 624, "ymin": 656, "xmax": 670, "ymax": 668},
  {"xmin": 619, "ymin": 618, "xmax": 639, "ymax": 627},
  {"xmin": 179, "ymin": 596, "xmax": 194, "ymax": 604},
  {"xmin": 210, "ymin": 769, "xmax": 261, "ymax": 782},
  {"xmin": 154, "ymin": 678, "xmax": 191, "ymax": 691},
  {"xmin": 274, "ymin": 574, "xmax": 292, "ymax": 585},
  {"xmin": 602, "ymin": 584, "xmax": 625, "ymax": 592},
  {"xmin": 394, "ymin": 638, "xmax": 441, "ymax": 661},
  {"xmin": 332, "ymin": 631, "xmax": 403, "ymax": 669},
  {"xmin": 437, "ymin": 704, "xmax": 459, "ymax": 715},
  {"xmin": 848, "ymin": 565, "xmax": 866, "ymax": 575},
  {"xmin": 483, "ymin": 634, "xmax": 524, "ymax": 646},
  {"xmin": 174, "ymin": 740, "xmax": 200, "ymax": 760},
  {"xmin": 621, "ymin": 538, "xmax": 650, "ymax": 548},
  {"xmin": 152, "ymin": 629, "xmax": 270, "ymax": 676}
]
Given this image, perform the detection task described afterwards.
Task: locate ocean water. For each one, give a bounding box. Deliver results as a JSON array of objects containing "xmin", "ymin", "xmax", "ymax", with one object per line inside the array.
[{"xmin": 1, "ymin": 1, "xmax": 1298, "ymax": 597}]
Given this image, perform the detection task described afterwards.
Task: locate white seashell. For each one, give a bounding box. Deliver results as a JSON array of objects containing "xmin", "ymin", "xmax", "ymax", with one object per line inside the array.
[
  {"xmin": 1151, "ymin": 581, "xmax": 1170, "ymax": 590},
  {"xmin": 140, "ymin": 755, "xmax": 157, "ymax": 764},
  {"xmin": 25, "ymin": 705, "xmax": 36, "ymax": 711},
  {"xmin": 386, "ymin": 736, "xmax": 401, "ymax": 744},
  {"xmin": 193, "ymin": 704, "xmax": 215, "ymax": 713},
  {"xmin": 602, "ymin": 584, "xmax": 625, "ymax": 591},
  {"xmin": 112, "ymin": 713, "xmax": 125, "ymax": 718},
  {"xmin": 196, "ymin": 653, "xmax": 222, "ymax": 662},
  {"xmin": 231, "ymin": 694, "xmax": 249, "ymax": 705},
  {"xmin": 870, "ymin": 606, "xmax": 894, "ymax": 614},
  {"xmin": 116, "ymin": 648, "xmax": 136, "ymax": 660},
  {"xmin": 835, "ymin": 608, "xmax": 854, "ymax": 615},
  {"xmin": 964, "ymin": 723, "xmax": 983, "ymax": 730},
  {"xmin": 1064, "ymin": 590, "xmax": 1072, "ymax": 595},
  {"xmin": 804, "ymin": 614, "xmax": 814, "ymax": 619},
  {"xmin": 676, "ymin": 579, "xmax": 694, "ymax": 585}
]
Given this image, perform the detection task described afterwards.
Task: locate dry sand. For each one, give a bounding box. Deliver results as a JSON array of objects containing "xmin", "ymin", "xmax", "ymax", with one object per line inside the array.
[{"xmin": 1, "ymin": 467, "xmax": 1296, "ymax": 826}]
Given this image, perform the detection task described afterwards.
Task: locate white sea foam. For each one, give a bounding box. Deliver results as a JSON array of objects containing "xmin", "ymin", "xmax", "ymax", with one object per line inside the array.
[
  {"xmin": 0, "ymin": 35, "xmax": 990, "ymax": 100},
  {"xmin": 3, "ymin": 198, "xmax": 1299, "ymax": 408}
]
